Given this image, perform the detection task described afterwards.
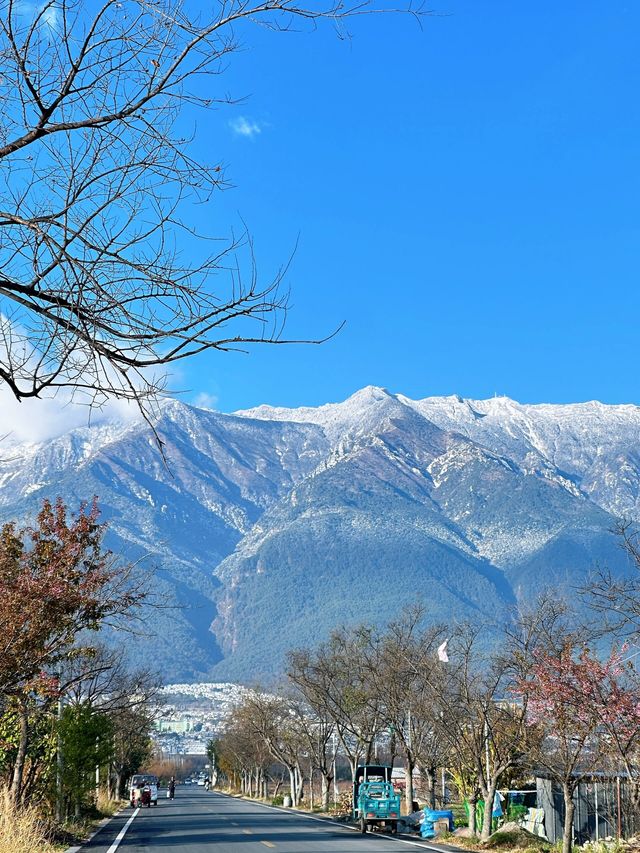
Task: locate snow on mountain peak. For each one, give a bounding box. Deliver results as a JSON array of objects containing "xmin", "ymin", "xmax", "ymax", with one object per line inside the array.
[{"xmin": 234, "ymin": 386, "xmax": 402, "ymax": 443}]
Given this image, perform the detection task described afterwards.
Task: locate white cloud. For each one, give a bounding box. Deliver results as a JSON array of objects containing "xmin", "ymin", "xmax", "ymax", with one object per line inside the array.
[
  {"xmin": 17, "ymin": 1, "xmax": 59, "ymax": 29},
  {"xmin": 0, "ymin": 386, "xmax": 140, "ymax": 446},
  {"xmin": 193, "ymin": 392, "xmax": 218, "ymax": 410},
  {"xmin": 41, "ymin": 3, "xmax": 59, "ymax": 28},
  {"xmin": 229, "ymin": 116, "xmax": 263, "ymax": 139}
]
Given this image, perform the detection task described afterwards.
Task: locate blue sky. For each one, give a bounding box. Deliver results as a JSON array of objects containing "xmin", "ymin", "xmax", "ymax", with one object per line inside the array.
[{"xmin": 172, "ymin": 2, "xmax": 640, "ymax": 412}]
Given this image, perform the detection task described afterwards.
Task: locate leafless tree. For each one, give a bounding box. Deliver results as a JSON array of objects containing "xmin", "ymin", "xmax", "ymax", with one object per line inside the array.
[
  {"xmin": 432, "ymin": 623, "xmax": 534, "ymax": 840},
  {"xmin": 287, "ymin": 692, "xmax": 335, "ymax": 810},
  {"xmin": 0, "ymin": 0, "xmax": 423, "ymax": 420},
  {"xmin": 584, "ymin": 521, "xmax": 640, "ymax": 638},
  {"xmin": 62, "ymin": 643, "xmax": 161, "ymax": 715},
  {"xmin": 219, "ymin": 699, "xmax": 274, "ymax": 797},
  {"xmin": 373, "ymin": 605, "xmax": 448, "ymax": 814},
  {"xmin": 237, "ymin": 690, "xmax": 308, "ymax": 805},
  {"xmin": 288, "ymin": 626, "xmax": 385, "ymax": 782}
]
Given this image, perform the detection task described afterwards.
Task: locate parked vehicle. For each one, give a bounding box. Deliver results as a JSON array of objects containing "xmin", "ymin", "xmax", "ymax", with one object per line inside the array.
[
  {"xmin": 352, "ymin": 765, "xmax": 400, "ymax": 835},
  {"xmin": 129, "ymin": 774, "xmax": 159, "ymax": 807}
]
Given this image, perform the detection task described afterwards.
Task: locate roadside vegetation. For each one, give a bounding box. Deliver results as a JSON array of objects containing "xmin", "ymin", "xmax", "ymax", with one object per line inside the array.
[
  {"xmin": 212, "ymin": 527, "xmax": 640, "ymax": 853},
  {"xmin": 0, "ymin": 497, "xmax": 159, "ymax": 851}
]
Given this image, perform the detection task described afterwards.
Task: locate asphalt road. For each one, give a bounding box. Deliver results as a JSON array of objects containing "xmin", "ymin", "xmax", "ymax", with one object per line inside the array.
[{"xmin": 78, "ymin": 787, "xmax": 455, "ymax": 852}]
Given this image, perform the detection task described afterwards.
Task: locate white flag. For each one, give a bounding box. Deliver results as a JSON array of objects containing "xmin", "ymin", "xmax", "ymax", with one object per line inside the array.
[{"xmin": 437, "ymin": 639, "xmax": 449, "ymax": 663}]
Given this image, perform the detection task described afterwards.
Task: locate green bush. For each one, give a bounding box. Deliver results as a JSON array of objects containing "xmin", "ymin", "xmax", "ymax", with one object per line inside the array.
[{"xmin": 271, "ymin": 795, "xmax": 284, "ymax": 806}]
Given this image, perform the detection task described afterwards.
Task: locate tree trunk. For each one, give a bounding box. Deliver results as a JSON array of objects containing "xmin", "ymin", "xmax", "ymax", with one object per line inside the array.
[
  {"xmin": 348, "ymin": 755, "xmax": 358, "ymax": 783},
  {"xmin": 295, "ymin": 763, "xmax": 304, "ymax": 805},
  {"xmin": 389, "ymin": 730, "xmax": 397, "ymax": 772},
  {"xmin": 422, "ymin": 765, "xmax": 436, "ymax": 809},
  {"xmin": 288, "ymin": 767, "xmax": 297, "ymax": 806},
  {"xmin": 480, "ymin": 780, "xmax": 498, "ymax": 841},
  {"xmin": 321, "ymin": 771, "xmax": 332, "ymax": 811},
  {"xmin": 365, "ymin": 738, "xmax": 374, "ymax": 764},
  {"xmin": 404, "ymin": 755, "xmax": 415, "ymax": 816},
  {"xmin": 468, "ymin": 795, "xmax": 478, "ymax": 835},
  {"xmin": 272, "ymin": 775, "xmax": 282, "ymax": 797},
  {"xmin": 115, "ymin": 770, "xmax": 123, "ymax": 799},
  {"xmin": 10, "ymin": 704, "xmax": 29, "ymax": 803},
  {"xmin": 562, "ymin": 782, "xmax": 575, "ymax": 853}
]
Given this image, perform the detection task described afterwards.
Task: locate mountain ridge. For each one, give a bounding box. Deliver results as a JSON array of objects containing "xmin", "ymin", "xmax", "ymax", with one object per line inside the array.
[{"xmin": 1, "ymin": 387, "xmax": 638, "ymax": 681}]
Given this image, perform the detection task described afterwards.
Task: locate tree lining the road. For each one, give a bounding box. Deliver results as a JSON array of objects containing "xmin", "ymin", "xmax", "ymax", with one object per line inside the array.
[
  {"xmin": 0, "ymin": 497, "xmax": 159, "ymax": 822},
  {"xmin": 215, "ymin": 584, "xmax": 640, "ymax": 851}
]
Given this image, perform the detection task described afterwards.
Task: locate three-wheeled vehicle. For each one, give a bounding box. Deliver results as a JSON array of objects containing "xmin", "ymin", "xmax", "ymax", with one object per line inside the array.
[
  {"xmin": 353, "ymin": 765, "xmax": 401, "ymax": 835},
  {"xmin": 129, "ymin": 774, "xmax": 159, "ymax": 807}
]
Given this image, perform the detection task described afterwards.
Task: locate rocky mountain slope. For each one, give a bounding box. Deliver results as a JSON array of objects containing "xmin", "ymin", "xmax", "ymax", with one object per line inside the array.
[{"xmin": 1, "ymin": 387, "xmax": 637, "ymax": 681}]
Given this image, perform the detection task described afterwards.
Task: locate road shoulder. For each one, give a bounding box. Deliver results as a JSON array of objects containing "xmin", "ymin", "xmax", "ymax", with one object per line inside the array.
[
  {"xmin": 64, "ymin": 805, "xmax": 136, "ymax": 853},
  {"xmin": 209, "ymin": 790, "xmax": 463, "ymax": 853}
]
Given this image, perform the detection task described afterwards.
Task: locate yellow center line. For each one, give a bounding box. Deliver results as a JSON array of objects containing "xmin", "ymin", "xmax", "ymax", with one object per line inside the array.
[{"xmin": 260, "ymin": 842, "xmax": 276, "ymax": 848}]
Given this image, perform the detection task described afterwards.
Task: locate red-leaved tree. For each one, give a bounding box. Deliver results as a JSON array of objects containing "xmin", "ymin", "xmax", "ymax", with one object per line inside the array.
[
  {"xmin": 0, "ymin": 497, "xmax": 143, "ymax": 800},
  {"xmin": 517, "ymin": 642, "xmax": 634, "ymax": 853}
]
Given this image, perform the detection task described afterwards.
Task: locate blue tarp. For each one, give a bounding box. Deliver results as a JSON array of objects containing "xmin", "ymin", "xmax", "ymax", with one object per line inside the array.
[{"xmin": 420, "ymin": 808, "xmax": 455, "ymax": 838}]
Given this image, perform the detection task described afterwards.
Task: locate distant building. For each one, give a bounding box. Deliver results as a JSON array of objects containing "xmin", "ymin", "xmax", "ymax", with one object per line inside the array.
[{"xmin": 155, "ymin": 719, "xmax": 193, "ymax": 734}]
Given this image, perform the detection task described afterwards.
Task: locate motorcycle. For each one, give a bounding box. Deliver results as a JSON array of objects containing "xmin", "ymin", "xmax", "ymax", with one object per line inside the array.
[{"xmin": 140, "ymin": 785, "xmax": 152, "ymax": 808}]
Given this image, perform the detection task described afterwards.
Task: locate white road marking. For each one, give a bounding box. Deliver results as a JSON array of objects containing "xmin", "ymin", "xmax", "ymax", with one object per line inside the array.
[{"xmin": 106, "ymin": 808, "xmax": 139, "ymax": 853}]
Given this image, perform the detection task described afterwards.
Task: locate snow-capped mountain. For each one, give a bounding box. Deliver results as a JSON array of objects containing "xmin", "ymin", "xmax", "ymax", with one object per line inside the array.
[{"xmin": 1, "ymin": 387, "xmax": 637, "ymax": 682}]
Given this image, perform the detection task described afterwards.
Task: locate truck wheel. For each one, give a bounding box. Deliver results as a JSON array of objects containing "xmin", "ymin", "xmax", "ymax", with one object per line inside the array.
[
  {"xmin": 360, "ymin": 817, "xmax": 367, "ymax": 834},
  {"xmin": 390, "ymin": 821, "xmax": 397, "ymax": 835}
]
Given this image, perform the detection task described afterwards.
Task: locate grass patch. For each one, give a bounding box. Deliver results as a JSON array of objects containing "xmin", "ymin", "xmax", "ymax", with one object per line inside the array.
[
  {"xmin": 485, "ymin": 830, "xmax": 551, "ymax": 850},
  {"xmin": 96, "ymin": 792, "xmax": 125, "ymax": 817},
  {"xmin": 0, "ymin": 786, "xmax": 57, "ymax": 853},
  {"xmin": 439, "ymin": 831, "xmax": 482, "ymax": 848}
]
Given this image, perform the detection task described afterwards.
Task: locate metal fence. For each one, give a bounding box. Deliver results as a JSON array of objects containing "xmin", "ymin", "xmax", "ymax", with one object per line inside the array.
[{"xmin": 537, "ymin": 776, "xmax": 638, "ymax": 844}]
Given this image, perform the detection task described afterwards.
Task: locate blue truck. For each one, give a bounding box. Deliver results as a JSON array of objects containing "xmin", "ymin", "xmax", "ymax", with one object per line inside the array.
[{"xmin": 352, "ymin": 765, "xmax": 401, "ymax": 835}]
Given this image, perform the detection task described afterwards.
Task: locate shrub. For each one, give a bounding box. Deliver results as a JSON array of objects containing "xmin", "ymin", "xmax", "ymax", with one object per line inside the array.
[{"xmin": 271, "ymin": 795, "xmax": 284, "ymax": 806}]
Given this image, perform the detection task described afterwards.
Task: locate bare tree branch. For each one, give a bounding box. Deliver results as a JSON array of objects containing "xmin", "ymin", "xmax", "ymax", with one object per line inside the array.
[{"xmin": 0, "ymin": 0, "xmax": 427, "ymax": 420}]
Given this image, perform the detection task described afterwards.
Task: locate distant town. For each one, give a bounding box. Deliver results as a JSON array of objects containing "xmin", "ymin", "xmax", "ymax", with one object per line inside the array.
[{"xmin": 152, "ymin": 683, "xmax": 245, "ymax": 755}]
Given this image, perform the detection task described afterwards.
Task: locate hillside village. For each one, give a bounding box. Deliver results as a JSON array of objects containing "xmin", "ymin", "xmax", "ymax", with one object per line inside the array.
[{"xmin": 152, "ymin": 683, "xmax": 246, "ymax": 755}]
